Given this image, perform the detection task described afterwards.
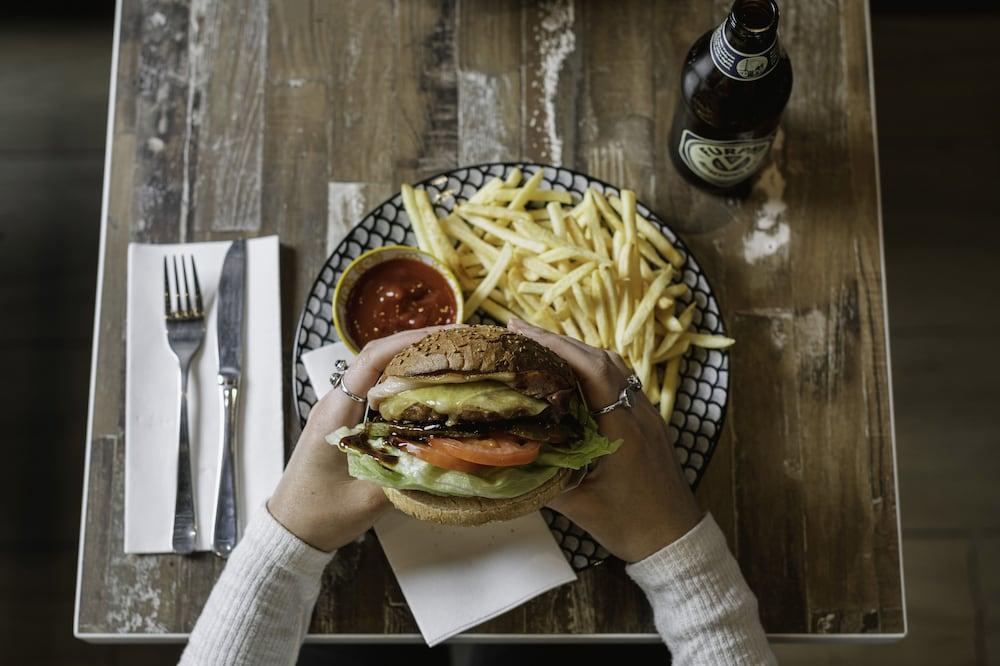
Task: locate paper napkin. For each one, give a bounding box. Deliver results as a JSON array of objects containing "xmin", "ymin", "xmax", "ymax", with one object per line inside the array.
[
  {"xmin": 124, "ymin": 236, "xmax": 284, "ymax": 553},
  {"xmin": 302, "ymin": 343, "xmax": 577, "ymax": 645}
]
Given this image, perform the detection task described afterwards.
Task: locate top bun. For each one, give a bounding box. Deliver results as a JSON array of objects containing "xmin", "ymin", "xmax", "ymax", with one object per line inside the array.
[{"xmin": 382, "ymin": 325, "xmax": 576, "ymax": 398}]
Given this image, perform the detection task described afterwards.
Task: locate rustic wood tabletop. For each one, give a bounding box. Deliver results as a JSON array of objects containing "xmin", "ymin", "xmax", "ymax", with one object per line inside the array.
[{"xmin": 75, "ymin": 0, "xmax": 903, "ymax": 640}]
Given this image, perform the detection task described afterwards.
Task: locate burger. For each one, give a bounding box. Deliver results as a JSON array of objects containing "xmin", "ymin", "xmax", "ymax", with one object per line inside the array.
[{"xmin": 329, "ymin": 325, "xmax": 621, "ymax": 525}]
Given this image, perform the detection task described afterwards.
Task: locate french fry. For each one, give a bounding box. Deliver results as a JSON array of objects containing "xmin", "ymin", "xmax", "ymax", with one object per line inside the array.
[
  {"xmin": 620, "ymin": 190, "xmax": 642, "ymax": 302},
  {"xmin": 511, "ymin": 218, "xmax": 566, "ymax": 251},
  {"xmin": 493, "ymin": 188, "xmax": 573, "ymax": 205},
  {"xmin": 585, "ymin": 207, "xmax": 609, "ymax": 260},
  {"xmin": 515, "ymin": 281, "xmax": 548, "ymax": 295},
  {"xmin": 547, "ymin": 202, "xmax": 568, "ymax": 238},
  {"xmin": 652, "ymin": 302, "xmax": 697, "ymax": 358},
  {"xmin": 621, "ymin": 268, "xmax": 673, "ymax": 346},
  {"xmin": 504, "ymin": 167, "xmax": 523, "ymax": 188},
  {"xmin": 659, "ymin": 356, "xmax": 682, "ymax": 421},
  {"xmin": 561, "ymin": 316, "xmax": 583, "ymax": 341},
  {"xmin": 457, "ymin": 203, "xmax": 533, "ymax": 225},
  {"xmin": 663, "ymin": 338, "xmax": 692, "ymax": 361},
  {"xmin": 415, "ymin": 189, "xmax": 459, "ymax": 269},
  {"xmin": 459, "ymin": 212, "xmax": 548, "ymax": 253},
  {"xmin": 609, "ymin": 195, "xmax": 685, "ymax": 268},
  {"xmin": 542, "ymin": 262, "xmax": 597, "ymax": 306},
  {"xmin": 565, "ymin": 214, "xmax": 589, "ymax": 248},
  {"xmin": 464, "ymin": 243, "xmax": 514, "ymax": 317},
  {"xmin": 520, "ymin": 255, "xmax": 566, "ymax": 282},
  {"xmin": 591, "ymin": 273, "xmax": 611, "ymax": 347},
  {"xmin": 508, "ymin": 168, "xmax": 546, "ymax": 210},
  {"xmin": 401, "ymin": 183, "xmax": 430, "ymax": 254},
  {"xmin": 468, "ymin": 177, "xmax": 504, "ymax": 204},
  {"xmin": 479, "ymin": 298, "xmax": 514, "ymax": 324},
  {"xmin": 551, "ymin": 298, "xmax": 572, "ymax": 321},
  {"xmin": 568, "ymin": 299, "xmax": 601, "ymax": 347},
  {"xmin": 537, "ymin": 245, "xmax": 606, "ymax": 265},
  {"xmin": 441, "ymin": 215, "xmax": 499, "ymax": 263},
  {"xmin": 590, "ymin": 188, "xmax": 624, "ymax": 233},
  {"xmin": 686, "ymin": 332, "xmax": 737, "ymax": 349},
  {"xmin": 643, "ymin": 325, "xmax": 660, "ymax": 403},
  {"xmin": 665, "ymin": 283, "xmax": 690, "ymax": 298}
]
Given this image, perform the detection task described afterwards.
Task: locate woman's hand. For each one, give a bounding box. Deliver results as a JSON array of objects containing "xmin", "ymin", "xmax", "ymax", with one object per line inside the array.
[
  {"xmin": 508, "ymin": 318, "xmax": 703, "ymax": 563},
  {"xmin": 267, "ymin": 326, "xmax": 453, "ymax": 552}
]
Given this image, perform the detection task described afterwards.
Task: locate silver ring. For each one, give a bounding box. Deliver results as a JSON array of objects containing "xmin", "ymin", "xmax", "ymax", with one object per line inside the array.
[
  {"xmin": 590, "ymin": 374, "xmax": 642, "ymax": 416},
  {"xmin": 329, "ymin": 359, "xmax": 366, "ymax": 403}
]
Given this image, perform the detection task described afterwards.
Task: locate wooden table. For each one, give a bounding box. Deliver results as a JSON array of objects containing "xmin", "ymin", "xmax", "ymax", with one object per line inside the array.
[{"xmin": 76, "ymin": 0, "xmax": 904, "ymax": 641}]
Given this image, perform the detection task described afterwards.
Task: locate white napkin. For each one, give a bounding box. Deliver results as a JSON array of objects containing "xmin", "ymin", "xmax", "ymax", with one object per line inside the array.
[
  {"xmin": 124, "ymin": 236, "xmax": 284, "ymax": 553},
  {"xmin": 302, "ymin": 344, "xmax": 578, "ymax": 646}
]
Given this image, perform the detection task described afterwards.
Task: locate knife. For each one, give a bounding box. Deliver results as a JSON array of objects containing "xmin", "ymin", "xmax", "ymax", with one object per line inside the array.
[{"xmin": 213, "ymin": 239, "xmax": 246, "ymax": 558}]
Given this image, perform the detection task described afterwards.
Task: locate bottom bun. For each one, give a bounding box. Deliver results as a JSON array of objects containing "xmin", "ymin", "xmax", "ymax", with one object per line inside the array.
[{"xmin": 383, "ymin": 467, "xmax": 572, "ymax": 526}]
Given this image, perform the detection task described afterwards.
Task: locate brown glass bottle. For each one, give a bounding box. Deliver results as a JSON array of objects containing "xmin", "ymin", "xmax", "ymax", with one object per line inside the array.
[{"xmin": 668, "ymin": 0, "xmax": 792, "ymax": 197}]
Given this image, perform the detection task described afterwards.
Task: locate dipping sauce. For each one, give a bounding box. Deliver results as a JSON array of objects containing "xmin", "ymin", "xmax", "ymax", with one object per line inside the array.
[{"xmin": 345, "ymin": 258, "xmax": 457, "ymax": 348}]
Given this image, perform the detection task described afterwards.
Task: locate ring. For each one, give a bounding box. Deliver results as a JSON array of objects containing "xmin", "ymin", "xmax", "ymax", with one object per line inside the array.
[
  {"xmin": 590, "ymin": 374, "xmax": 642, "ymax": 416},
  {"xmin": 329, "ymin": 359, "xmax": 366, "ymax": 403}
]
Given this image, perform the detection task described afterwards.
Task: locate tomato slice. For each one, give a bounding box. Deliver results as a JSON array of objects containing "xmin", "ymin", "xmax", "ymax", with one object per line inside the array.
[
  {"xmin": 429, "ymin": 432, "xmax": 542, "ymax": 467},
  {"xmin": 396, "ymin": 439, "xmax": 485, "ymax": 474}
]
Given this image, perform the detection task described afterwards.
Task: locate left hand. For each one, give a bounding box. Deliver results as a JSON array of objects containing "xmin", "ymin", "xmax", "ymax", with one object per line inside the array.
[{"xmin": 267, "ymin": 326, "xmax": 453, "ymax": 552}]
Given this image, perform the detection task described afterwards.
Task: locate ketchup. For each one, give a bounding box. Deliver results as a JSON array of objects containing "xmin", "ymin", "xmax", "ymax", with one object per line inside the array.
[{"xmin": 345, "ymin": 258, "xmax": 457, "ymax": 348}]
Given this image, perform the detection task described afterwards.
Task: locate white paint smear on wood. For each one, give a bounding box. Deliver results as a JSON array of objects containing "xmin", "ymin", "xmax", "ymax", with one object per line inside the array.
[
  {"xmin": 798, "ymin": 308, "xmax": 828, "ymax": 359},
  {"xmin": 328, "ymin": 183, "xmax": 368, "ymax": 256},
  {"xmin": 743, "ymin": 158, "xmax": 789, "ymax": 263},
  {"xmin": 104, "ymin": 555, "xmax": 166, "ymax": 633},
  {"xmin": 534, "ymin": 0, "xmax": 575, "ymax": 164},
  {"xmin": 458, "ymin": 71, "xmax": 507, "ymax": 164}
]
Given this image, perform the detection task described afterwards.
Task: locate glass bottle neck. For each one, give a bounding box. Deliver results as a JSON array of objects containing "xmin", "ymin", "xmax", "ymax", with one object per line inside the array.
[
  {"xmin": 724, "ymin": 0, "xmax": 780, "ymax": 53},
  {"xmin": 709, "ymin": 1, "xmax": 781, "ymax": 82}
]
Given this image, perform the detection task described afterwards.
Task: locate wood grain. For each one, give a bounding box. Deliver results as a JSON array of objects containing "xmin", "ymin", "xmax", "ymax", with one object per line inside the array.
[{"xmin": 78, "ymin": 0, "xmax": 902, "ymax": 637}]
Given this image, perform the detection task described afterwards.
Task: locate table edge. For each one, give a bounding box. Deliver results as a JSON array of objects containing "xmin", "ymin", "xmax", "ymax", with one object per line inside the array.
[
  {"xmin": 74, "ymin": 0, "xmax": 125, "ymax": 641},
  {"xmin": 74, "ymin": 0, "xmax": 906, "ymax": 639},
  {"xmin": 865, "ymin": 0, "xmax": 909, "ymax": 638},
  {"xmin": 73, "ymin": 630, "xmax": 906, "ymax": 644}
]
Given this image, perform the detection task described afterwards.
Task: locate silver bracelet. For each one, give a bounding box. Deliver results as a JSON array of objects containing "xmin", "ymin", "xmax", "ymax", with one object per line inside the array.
[
  {"xmin": 590, "ymin": 374, "xmax": 642, "ymax": 416},
  {"xmin": 329, "ymin": 359, "xmax": 366, "ymax": 403}
]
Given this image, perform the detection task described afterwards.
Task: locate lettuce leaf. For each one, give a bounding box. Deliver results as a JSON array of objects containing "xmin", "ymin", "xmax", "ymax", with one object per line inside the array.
[
  {"xmin": 329, "ymin": 425, "xmax": 559, "ymax": 499},
  {"xmin": 328, "ymin": 404, "xmax": 621, "ymax": 498},
  {"xmin": 535, "ymin": 402, "xmax": 622, "ymax": 468}
]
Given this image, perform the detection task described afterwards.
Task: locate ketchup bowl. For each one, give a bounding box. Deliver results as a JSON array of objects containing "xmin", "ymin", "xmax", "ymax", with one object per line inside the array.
[{"xmin": 332, "ymin": 246, "xmax": 465, "ymax": 354}]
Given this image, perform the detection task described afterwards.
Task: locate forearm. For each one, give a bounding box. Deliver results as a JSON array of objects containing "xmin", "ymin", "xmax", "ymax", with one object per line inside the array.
[
  {"xmin": 180, "ymin": 507, "xmax": 334, "ymax": 666},
  {"xmin": 626, "ymin": 514, "xmax": 775, "ymax": 666}
]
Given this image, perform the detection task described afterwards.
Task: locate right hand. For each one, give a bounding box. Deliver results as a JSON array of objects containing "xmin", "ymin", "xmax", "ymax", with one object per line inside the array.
[{"xmin": 508, "ymin": 318, "xmax": 703, "ymax": 563}]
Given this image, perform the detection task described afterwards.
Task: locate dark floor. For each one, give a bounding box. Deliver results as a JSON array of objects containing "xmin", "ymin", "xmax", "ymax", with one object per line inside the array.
[{"xmin": 1, "ymin": 6, "xmax": 998, "ymax": 666}]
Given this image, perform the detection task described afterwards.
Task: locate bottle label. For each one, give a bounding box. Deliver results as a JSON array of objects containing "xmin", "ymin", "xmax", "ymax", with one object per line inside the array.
[
  {"xmin": 710, "ymin": 23, "xmax": 780, "ymax": 81},
  {"xmin": 677, "ymin": 129, "xmax": 774, "ymax": 186}
]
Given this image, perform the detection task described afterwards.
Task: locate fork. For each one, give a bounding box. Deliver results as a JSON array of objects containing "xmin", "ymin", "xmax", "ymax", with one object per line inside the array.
[{"xmin": 163, "ymin": 255, "xmax": 206, "ymax": 554}]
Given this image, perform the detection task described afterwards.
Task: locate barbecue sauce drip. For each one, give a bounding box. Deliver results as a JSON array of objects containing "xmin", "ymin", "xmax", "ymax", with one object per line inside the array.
[
  {"xmin": 340, "ymin": 432, "xmax": 399, "ymax": 466},
  {"xmin": 346, "ymin": 258, "xmax": 456, "ymax": 348}
]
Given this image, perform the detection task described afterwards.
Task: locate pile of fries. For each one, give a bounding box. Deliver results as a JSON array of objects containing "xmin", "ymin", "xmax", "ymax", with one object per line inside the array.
[{"xmin": 399, "ymin": 168, "xmax": 734, "ymax": 422}]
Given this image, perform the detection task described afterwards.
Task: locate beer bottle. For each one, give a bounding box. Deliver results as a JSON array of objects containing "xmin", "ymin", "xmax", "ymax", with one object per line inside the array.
[{"xmin": 668, "ymin": 0, "xmax": 792, "ymax": 196}]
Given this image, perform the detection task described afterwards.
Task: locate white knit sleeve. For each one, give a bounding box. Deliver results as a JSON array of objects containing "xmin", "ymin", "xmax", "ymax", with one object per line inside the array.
[
  {"xmin": 625, "ymin": 513, "xmax": 776, "ymax": 665},
  {"xmin": 180, "ymin": 506, "xmax": 334, "ymax": 666}
]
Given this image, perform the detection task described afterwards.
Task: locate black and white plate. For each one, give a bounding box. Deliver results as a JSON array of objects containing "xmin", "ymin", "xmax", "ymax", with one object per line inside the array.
[{"xmin": 293, "ymin": 163, "xmax": 729, "ymax": 570}]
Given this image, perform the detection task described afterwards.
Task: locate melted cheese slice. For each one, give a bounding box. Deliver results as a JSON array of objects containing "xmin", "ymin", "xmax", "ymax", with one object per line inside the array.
[
  {"xmin": 377, "ymin": 380, "xmax": 548, "ymax": 423},
  {"xmin": 367, "ymin": 372, "xmax": 518, "ymax": 407}
]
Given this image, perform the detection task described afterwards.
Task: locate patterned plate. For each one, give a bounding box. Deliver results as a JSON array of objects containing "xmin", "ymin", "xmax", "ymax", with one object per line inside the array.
[{"xmin": 293, "ymin": 163, "xmax": 729, "ymax": 570}]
